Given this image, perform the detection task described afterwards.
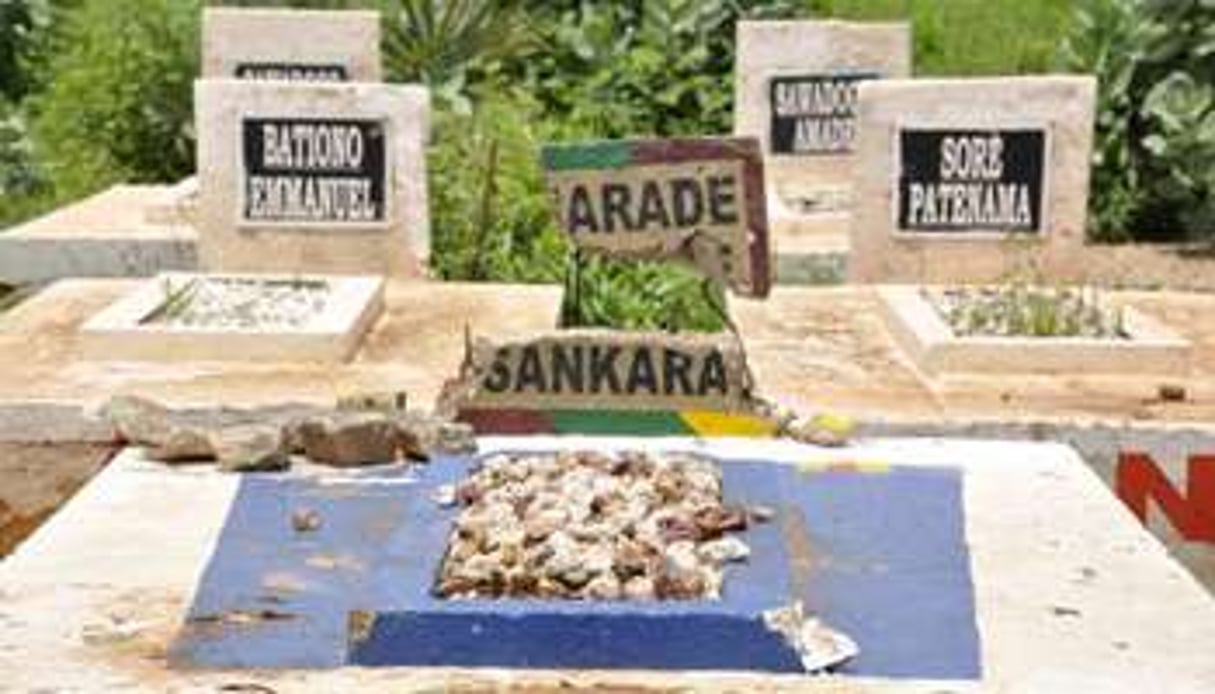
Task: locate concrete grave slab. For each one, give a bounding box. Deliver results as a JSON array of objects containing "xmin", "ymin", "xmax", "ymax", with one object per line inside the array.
[
  {"xmin": 0, "ymin": 185, "xmax": 196, "ymax": 284},
  {"xmin": 202, "ymin": 7, "xmax": 381, "ymax": 82},
  {"xmin": 80, "ymin": 272, "xmax": 384, "ymax": 363},
  {"xmin": 878, "ymin": 285, "xmax": 1192, "ymax": 377},
  {"xmin": 1, "ymin": 437, "xmax": 1213, "ymax": 690},
  {"xmin": 850, "ymin": 76, "xmax": 1097, "ymax": 284},
  {"xmin": 172, "ymin": 451, "xmax": 978, "ymax": 677},
  {"xmin": 143, "ymin": 176, "xmax": 198, "ymax": 226},
  {"xmin": 195, "ymin": 80, "xmax": 429, "ymax": 277},
  {"xmin": 734, "ymin": 20, "xmax": 910, "ymax": 262}
]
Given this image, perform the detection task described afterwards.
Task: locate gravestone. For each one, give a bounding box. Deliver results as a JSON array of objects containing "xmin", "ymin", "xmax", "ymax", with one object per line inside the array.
[
  {"xmin": 734, "ymin": 20, "xmax": 910, "ymax": 248},
  {"xmin": 201, "ymin": 7, "xmax": 381, "ymax": 82},
  {"xmin": 195, "ymin": 80, "xmax": 429, "ymax": 277},
  {"xmin": 849, "ymin": 76, "xmax": 1097, "ymax": 284}
]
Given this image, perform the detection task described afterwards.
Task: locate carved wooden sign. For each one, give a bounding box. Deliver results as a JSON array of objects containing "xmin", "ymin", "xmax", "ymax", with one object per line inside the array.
[
  {"xmin": 439, "ymin": 330, "xmax": 756, "ymax": 414},
  {"xmin": 541, "ymin": 137, "xmax": 772, "ymax": 298}
]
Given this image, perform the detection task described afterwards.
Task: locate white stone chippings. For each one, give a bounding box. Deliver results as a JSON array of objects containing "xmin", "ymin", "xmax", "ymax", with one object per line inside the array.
[
  {"xmin": 433, "ymin": 450, "xmax": 762, "ymax": 601},
  {"xmin": 144, "ymin": 277, "xmax": 330, "ymax": 330}
]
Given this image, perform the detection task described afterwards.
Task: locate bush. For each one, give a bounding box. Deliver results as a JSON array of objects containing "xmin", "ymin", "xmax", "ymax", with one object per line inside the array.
[
  {"xmin": 0, "ymin": 102, "xmax": 53, "ymax": 228},
  {"xmin": 412, "ymin": 1, "xmax": 800, "ymax": 332},
  {"xmin": 1062, "ymin": 0, "xmax": 1215, "ymax": 243},
  {"xmin": 427, "ymin": 91, "xmax": 566, "ymax": 284},
  {"xmin": 30, "ymin": 0, "xmax": 199, "ymax": 200}
]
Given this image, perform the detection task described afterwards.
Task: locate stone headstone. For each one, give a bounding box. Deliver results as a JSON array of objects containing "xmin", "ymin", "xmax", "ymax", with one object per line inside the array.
[
  {"xmin": 194, "ymin": 80, "xmax": 429, "ymax": 277},
  {"xmin": 541, "ymin": 137, "xmax": 771, "ymax": 298},
  {"xmin": 734, "ymin": 20, "xmax": 910, "ymax": 221},
  {"xmin": 202, "ymin": 7, "xmax": 381, "ymax": 82},
  {"xmin": 849, "ymin": 76, "xmax": 1097, "ymax": 284}
]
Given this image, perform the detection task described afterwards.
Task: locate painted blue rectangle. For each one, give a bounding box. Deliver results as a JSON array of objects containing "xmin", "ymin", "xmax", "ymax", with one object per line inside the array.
[{"xmin": 170, "ymin": 454, "xmax": 980, "ymax": 680}]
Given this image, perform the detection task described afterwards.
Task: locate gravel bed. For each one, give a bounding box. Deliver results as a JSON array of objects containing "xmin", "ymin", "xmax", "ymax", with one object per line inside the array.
[
  {"xmin": 141, "ymin": 277, "xmax": 330, "ymax": 330},
  {"xmin": 433, "ymin": 450, "xmax": 766, "ymax": 601}
]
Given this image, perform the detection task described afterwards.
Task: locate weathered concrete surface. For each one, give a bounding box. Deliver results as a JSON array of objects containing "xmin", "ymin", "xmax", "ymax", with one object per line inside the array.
[
  {"xmin": 0, "ymin": 438, "xmax": 1212, "ymax": 690},
  {"xmin": 862, "ymin": 420, "xmax": 1215, "ymax": 591},
  {"xmin": 1, "ymin": 280, "xmax": 1213, "ymax": 587},
  {"xmin": 3, "ymin": 282, "xmax": 1215, "ymax": 430},
  {"xmin": 0, "ymin": 186, "xmax": 196, "ymax": 284}
]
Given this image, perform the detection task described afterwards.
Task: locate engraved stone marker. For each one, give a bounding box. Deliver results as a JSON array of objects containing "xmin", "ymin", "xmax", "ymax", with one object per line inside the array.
[
  {"xmin": 196, "ymin": 80, "xmax": 429, "ymax": 277},
  {"xmin": 850, "ymin": 76, "xmax": 1097, "ymax": 284},
  {"xmin": 734, "ymin": 20, "xmax": 911, "ymax": 223},
  {"xmin": 202, "ymin": 7, "xmax": 381, "ymax": 82}
]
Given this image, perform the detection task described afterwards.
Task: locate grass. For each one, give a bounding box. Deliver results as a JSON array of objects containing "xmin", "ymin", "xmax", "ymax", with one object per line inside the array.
[{"xmin": 807, "ymin": 0, "xmax": 1074, "ymax": 76}]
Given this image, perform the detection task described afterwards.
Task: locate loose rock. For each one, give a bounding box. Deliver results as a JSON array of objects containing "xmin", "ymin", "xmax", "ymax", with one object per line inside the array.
[
  {"xmin": 297, "ymin": 413, "xmax": 399, "ymax": 467},
  {"xmin": 104, "ymin": 394, "xmax": 214, "ymax": 462},
  {"xmin": 434, "ymin": 450, "xmax": 753, "ymax": 601},
  {"xmin": 291, "ymin": 508, "xmax": 321, "ymax": 533},
  {"xmin": 210, "ymin": 425, "xmax": 288, "ymax": 472}
]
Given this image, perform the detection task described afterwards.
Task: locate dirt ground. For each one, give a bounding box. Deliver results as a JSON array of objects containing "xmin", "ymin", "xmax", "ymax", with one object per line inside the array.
[{"xmin": 0, "ymin": 443, "xmax": 115, "ymax": 558}]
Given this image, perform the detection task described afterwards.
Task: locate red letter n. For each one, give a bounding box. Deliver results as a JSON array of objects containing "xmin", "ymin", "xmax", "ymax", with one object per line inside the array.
[{"xmin": 1116, "ymin": 451, "xmax": 1215, "ymax": 543}]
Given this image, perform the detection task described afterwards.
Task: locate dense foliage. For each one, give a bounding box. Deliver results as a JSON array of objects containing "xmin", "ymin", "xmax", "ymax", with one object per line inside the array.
[{"xmin": 1062, "ymin": 0, "xmax": 1215, "ymax": 243}]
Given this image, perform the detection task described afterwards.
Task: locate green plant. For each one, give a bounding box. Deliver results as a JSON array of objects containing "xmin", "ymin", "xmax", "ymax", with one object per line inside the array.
[
  {"xmin": 561, "ymin": 256, "xmax": 726, "ymax": 333},
  {"xmin": 807, "ymin": 0, "xmax": 1073, "ymax": 76},
  {"xmin": 499, "ymin": 1, "xmax": 800, "ymax": 140},
  {"xmin": 381, "ymin": 0, "xmax": 533, "ymax": 110},
  {"xmin": 427, "ymin": 91, "xmax": 567, "ymax": 283},
  {"xmin": 1061, "ymin": 0, "xmax": 1215, "ymax": 243},
  {"xmin": 30, "ymin": 0, "xmax": 199, "ymax": 200},
  {"xmin": 934, "ymin": 285, "xmax": 1125, "ymax": 339}
]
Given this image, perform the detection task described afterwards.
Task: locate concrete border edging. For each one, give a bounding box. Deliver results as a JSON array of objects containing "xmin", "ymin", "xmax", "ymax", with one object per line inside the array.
[
  {"xmin": 79, "ymin": 272, "xmax": 385, "ymax": 363},
  {"xmin": 877, "ymin": 285, "xmax": 1192, "ymax": 376}
]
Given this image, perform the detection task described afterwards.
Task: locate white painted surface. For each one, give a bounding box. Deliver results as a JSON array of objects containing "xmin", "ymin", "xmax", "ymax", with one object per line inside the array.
[{"xmin": 1, "ymin": 437, "xmax": 1212, "ymax": 691}]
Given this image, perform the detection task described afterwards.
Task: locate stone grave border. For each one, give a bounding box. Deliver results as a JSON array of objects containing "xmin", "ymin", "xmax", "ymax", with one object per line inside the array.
[
  {"xmin": 80, "ymin": 271, "xmax": 384, "ymax": 363},
  {"xmin": 877, "ymin": 285, "xmax": 1191, "ymax": 376}
]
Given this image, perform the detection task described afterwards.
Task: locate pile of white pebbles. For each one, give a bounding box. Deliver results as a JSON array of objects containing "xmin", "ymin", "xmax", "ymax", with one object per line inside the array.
[
  {"xmin": 144, "ymin": 277, "xmax": 330, "ymax": 330},
  {"xmin": 433, "ymin": 450, "xmax": 769, "ymax": 601}
]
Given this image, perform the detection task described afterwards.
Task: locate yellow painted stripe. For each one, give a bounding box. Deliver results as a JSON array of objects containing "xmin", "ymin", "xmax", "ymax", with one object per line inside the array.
[
  {"xmin": 798, "ymin": 460, "xmax": 891, "ymax": 475},
  {"xmin": 679, "ymin": 410, "xmax": 779, "ymax": 438}
]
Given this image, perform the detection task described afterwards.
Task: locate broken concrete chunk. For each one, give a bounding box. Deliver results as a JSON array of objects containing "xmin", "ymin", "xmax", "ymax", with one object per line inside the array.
[
  {"xmin": 298, "ymin": 413, "xmax": 399, "ymax": 467},
  {"xmin": 762, "ymin": 600, "xmax": 859, "ymax": 673},
  {"xmin": 784, "ymin": 412, "xmax": 856, "ymax": 447},
  {"xmin": 210, "ymin": 425, "xmax": 289, "ymax": 472}
]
